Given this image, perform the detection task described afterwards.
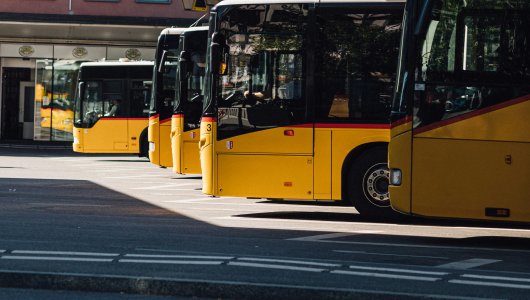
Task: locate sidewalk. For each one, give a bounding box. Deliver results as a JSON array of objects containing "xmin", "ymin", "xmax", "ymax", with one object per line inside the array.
[{"xmin": 0, "ymin": 139, "xmax": 71, "ymax": 150}]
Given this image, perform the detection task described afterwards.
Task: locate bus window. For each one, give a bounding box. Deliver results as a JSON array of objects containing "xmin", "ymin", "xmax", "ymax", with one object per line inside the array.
[{"xmin": 315, "ymin": 10, "xmax": 402, "ymax": 123}]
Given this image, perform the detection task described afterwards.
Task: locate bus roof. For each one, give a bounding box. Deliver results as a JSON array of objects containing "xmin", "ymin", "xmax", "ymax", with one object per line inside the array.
[
  {"xmin": 80, "ymin": 61, "xmax": 154, "ymax": 68},
  {"xmin": 215, "ymin": 0, "xmax": 405, "ymax": 7},
  {"xmin": 160, "ymin": 27, "xmax": 188, "ymax": 36},
  {"xmin": 182, "ymin": 26, "xmax": 209, "ymax": 33}
]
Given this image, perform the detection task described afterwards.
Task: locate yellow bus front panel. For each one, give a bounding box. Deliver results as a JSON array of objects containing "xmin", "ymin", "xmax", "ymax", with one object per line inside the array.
[
  {"xmin": 199, "ymin": 117, "xmax": 216, "ymax": 195},
  {"xmin": 159, "ymin": 120, "xmax": 172, "ymax": 167},
  {"xmin": 171, "ymin": 115, "xmax": 183, "ymax": 173},
  {"xmin": 388, "ymin": 126, "xmax": 412, "ymax": 215},
  {"xmin": 172, "ymin": 114, "xmax": 201, "ymax": 174},
  {"xmin": 411, "ymin": 99, "xmax": 530, "ymax": 222},
  {"xmin": 181, "ymin": 130, "xmax": 201, "ymax": 174},
  {"xmin": 148, "ymin": 116, "xmax": 160, "ymax": 164}
]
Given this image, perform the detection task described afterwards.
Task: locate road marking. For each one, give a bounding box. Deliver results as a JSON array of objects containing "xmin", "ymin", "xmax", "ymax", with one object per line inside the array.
[
  {"xmin": 331, "ymin": 270, "xmax": 441, "ymax": 281},
  {"xmin": 237, "ymin": 257, "xmax": 341, "ymax": 267},
  {"xmin": 462, "ymin": 274, "xmax": 530, "ymax": 283},
  {"xmin": 289, "ymin": 232, "xmax": 357, "ymax": 241},
  {"xmin": 88, "ymin": 168, "xmax": 139, "ymax": 173},
  {"xmin": 437, "ymin": 259, "xmax": 501, "ymax": 270},
  {"xmin": 162, "ymin": 197, "xmax": 216, "ymax": 203},
  {"xmin": 450, "ymin": 279, "xmax": 530, "ymax": 290},
  {"xmin": 348, "ymin": 265, "xmax": 449, "ymax": 276},
  {"xmin": 27, "ymin": 203, "xmax": 111, "ymax": 208},
  {"xmin": 125, "ymin": 254, "xmax": 233, "ymax": 260},
  {"xmin": 0, "ymin": 250, "xmax": 5, "ymax": 253},
  {"xmin": 1, "ymin": 256, "xmax": 113, "ymax": 262},
  {"xmin": 228, "ymin": 261, "xmax": 325, "ymax": 272},
  {"xmin": 104, "ymin": 174, "xmax": 166, "ymax": 179},
  {"xmin": 333, "ymin": 250, "xmax": 448, "ymax": 259},
  {"xmin": 132, "ymin": 183, "xmax": 198, "ymax": 190},
  {"xmin": 120, "ymin": 259, "xmax": 223, "ymax": 265},
  {"xmin": 289, "ymin": 233, "xmax": 530, "ymax": 253},
  {"xmin": 11, "ymin": 250, "xmax": 118, "ymax": 256}
]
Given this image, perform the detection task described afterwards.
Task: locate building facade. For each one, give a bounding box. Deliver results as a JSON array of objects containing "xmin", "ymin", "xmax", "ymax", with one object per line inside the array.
[{"xmin": 0, "ymin": 0, "xmax": 203, "ymax": 141}]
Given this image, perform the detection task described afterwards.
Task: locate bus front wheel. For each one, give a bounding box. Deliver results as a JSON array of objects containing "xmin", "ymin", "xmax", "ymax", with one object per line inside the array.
[{"xmin": 347, "ymin": 147, "xmax": 397, "ymax": 219}]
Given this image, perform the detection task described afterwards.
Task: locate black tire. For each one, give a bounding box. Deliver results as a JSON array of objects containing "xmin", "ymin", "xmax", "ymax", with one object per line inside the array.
[
  {"xmin": 139, "ymin": 133, "xmax": 149, "ymax": 159},
  {"xmin": 346, "ymin": 147, "xmax": 399, "ymax": 220}
]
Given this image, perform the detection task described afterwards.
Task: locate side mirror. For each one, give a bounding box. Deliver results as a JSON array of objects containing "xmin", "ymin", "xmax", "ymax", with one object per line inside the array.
[
  {"xmin": 211, "ymin": 33, "xmax": 227, "ymax": 75},
  {"xmin": 158, "ymin": 50, "xmax": 169, "ymax": 73},
  {"xmin": 179, "ymin": 50, "xmax": 190, "ymax": 81}
]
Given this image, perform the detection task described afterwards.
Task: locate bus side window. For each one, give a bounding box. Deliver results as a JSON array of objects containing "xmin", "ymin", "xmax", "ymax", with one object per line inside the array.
[{"xmin": 315, "ymin": 9, "xmax": 401, "ymax": 123}]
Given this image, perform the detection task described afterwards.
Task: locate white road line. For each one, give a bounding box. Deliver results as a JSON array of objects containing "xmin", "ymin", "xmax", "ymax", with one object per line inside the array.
[
  {"xmin": 104, "ymin": 174, "xmax": 166, "ymax": 179},
  {"xmin": 228, "ymin": 261, "xmax": 325, "ymax": 272},
  {"xmin": 11, "ymin": 250, "xmax": 119, "ymax": 256},
  {"xmin": 132, "ymin": 183, "xmax": 198, "ymax": 190},
  {"xmin": 119, "ymin": 259, "xmax": 223, "ymax": 265},
  {"xmin": 0, "ymin": 250, "xmax": 5, "ymax": 253},
  {"xmin": 237, "ymin": 257, "xmax": 341, "ymax": 267},
  {"xmin": 88, "ymin": 169, "xmax": 139, "ymax": 173},
  {"xmin": 289, "ymin": 232, "xmax": 357, "ymax": 241},
  {"xmin": 27, "ymin": 203, "xmax": 111, "ymax": 208},
  {"xmin": 348, "ymin": 265, "xmax": 449, "ymax": 276},
  {"xmin": 450, "ymin": 279, "xmax": 530, "ymax": 290},
  {"xmin": 462, "ymin": 274, "xmax": 530, "ymax": 283},
  {"xmin": 331, "ymin": 270, "xmax": 441, "ymax": 282},
  {"xmin": 1, "ymin": 256, "xmax": 113, "ymax": 262},
  {"xmin": 288, "ymin": 233, "xmax": 530, "ymax": 253},
  {"xmin": 125, "ymin": 254, "xmax": 233, "ymax": 260},
  {"xmin": 162, "ymin": 197, "xmax": 216, "ymax": 203},
  {"xmin": 437, "ymin": 259, "xmax": 501, "ymax": 270},
  {"xmin": 333, "ymin": 250, "xmax": 448, "ymax": 259}
]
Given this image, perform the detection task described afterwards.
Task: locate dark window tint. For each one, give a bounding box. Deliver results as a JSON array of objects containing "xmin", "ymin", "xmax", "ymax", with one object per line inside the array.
[
  {"xmin": 315, "ymin": 9, "xmax": 402, "ymax": 124},
  {"xmin": 216, "ymin": 4, "xmax": 309, "ymax": 140}
]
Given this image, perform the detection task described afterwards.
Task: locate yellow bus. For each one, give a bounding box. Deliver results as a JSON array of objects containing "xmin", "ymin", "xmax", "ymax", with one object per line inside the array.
[
  {"xmin": 200, "ymin": 0, "xmax": 404, "ymax": 218},
  {"xmin": 171, "ymin": 26, "xmax": 208, "ymax": 174},
  {"xmin": 388, "ymin": 0, "xmax": 530, "ymax": 222},
  {"xmin": 148, "ymin": 28, "xmax": 185, "ymax": 167},
  {"xmin": 73, "ymin": 61, "xmax": 153, "ymax": 155}
]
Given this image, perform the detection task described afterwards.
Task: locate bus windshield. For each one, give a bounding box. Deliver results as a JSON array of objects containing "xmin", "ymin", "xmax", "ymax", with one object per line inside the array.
[
  {"xmin": 74, "ymin": 65, "xmax": 152, "ymax": 128},
  {"xmin": 207, "ymin": 4, "xmax": 307, "ymax": 138},
  {"xmin": 175, "ymin": 29, "xmax": 208, "ymax": 131},
  {"xmin": 150, "ymin": 34, "xmax": 180, "ymax": 115},
  {"xmin": 405, "ymin": 0, "xmax": 530, "ymax": 127}
]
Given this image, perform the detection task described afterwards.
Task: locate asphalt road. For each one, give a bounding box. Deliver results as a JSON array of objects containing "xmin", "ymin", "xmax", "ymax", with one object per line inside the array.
[{"xmin": 1, "ymin": 148, "xmax": 530, "ymax": 299}]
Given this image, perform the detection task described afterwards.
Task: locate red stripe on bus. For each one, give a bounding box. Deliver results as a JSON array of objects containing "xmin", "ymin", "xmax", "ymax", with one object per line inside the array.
[
  {"xmin": 149, "ymin": 114, "xmax": 159, "ymax": 121},
  {"xmin": 160, "ymin": 118, "xmax": 172, "ymax": 124},
  {"xmin": 289, "ymin": 123, "xmax": 389, "ymax": 129},
  {"xmin": 202, "ymin": 116, "xmax": 217, "ymax": 122},
  {"xmin": 172, "ymin": 114, "xmax": 184, "ymax": 118},
  {"xmin": 414, "ymin": 94, "xmax": 530, "ymax": 135},
  {"xmin": 391, "ymin": 116, "xmax": 412, "ymax": 128}
]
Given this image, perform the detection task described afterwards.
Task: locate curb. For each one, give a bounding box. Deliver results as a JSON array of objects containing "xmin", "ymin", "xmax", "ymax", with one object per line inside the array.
[{"xmin": 0, "ymin": 270, "xmax": 415, "ymax": 300}]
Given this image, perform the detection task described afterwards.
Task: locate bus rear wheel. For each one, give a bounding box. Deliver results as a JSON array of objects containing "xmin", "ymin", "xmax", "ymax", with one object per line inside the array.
[{"xmin": 347, "ymin": 147, "xmax": 398, "ymax": 219}]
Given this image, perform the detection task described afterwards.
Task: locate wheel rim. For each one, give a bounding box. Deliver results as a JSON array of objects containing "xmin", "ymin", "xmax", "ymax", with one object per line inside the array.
[{"xmin": 362, "ymin": 162, "xmax": 390, "ymax": 207}]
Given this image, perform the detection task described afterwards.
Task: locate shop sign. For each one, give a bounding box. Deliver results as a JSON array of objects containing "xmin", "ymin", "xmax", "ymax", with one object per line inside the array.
[
  {"xmin": 125, "ymin": 48, "xmax": 142, "ymax": 60},
  {"xmin": 18, "ymin": 45, "xmax": 35, "ymax": 57},
  {"xmin": 72, "ymin": 47, "xmax": 88, "ymax": 58}
]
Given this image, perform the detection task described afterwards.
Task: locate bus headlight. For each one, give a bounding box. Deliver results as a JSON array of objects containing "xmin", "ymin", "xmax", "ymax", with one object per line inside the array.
[
  {"xmin": 390, "ymin": 169, "xmax": 402, "ymax": 186},
  {"xmin": 149, "ymin": 142, "xmax": 155, "ymax": 152}
]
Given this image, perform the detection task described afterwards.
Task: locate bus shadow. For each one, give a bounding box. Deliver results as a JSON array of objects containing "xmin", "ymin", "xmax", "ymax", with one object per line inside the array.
[{"xmin": 235, "ymin": 209, "xmax": 530, "ymax": 230}]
